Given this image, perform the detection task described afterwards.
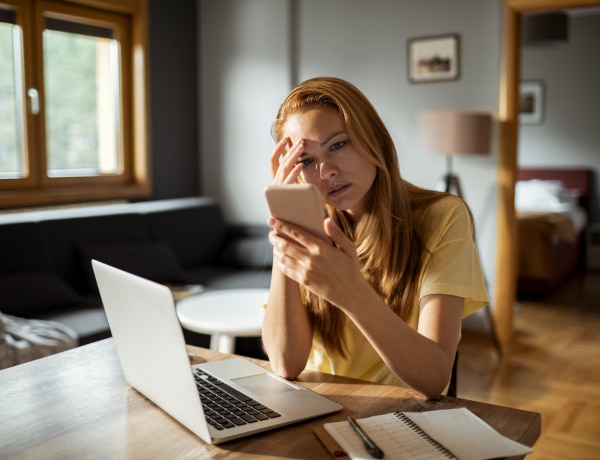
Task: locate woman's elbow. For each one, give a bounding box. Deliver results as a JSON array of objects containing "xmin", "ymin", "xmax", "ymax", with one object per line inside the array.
[
  {"xmin": 262, "ymin": 347, "xmax": 306, "ymax": 381},
  {"xmin": 417, "ymin": 373, "xmax": 454, "ymax": 400},
  {"xmin": 269, "ymin": 359, "xmax": 304, "ymax": 381},
  {"xmin": 420, "ymin": 385, "xmax": 445, "ymax": 400}
]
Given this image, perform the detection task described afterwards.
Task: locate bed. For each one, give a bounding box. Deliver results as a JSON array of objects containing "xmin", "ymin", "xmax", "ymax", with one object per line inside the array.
[{"xmin": 515, "ymin": 168, "xmax": 597, "ymax": 296}]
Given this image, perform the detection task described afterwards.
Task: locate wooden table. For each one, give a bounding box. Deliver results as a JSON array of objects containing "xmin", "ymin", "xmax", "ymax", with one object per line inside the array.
[{"xmin": 0, "ymin": 339, "xmax": 540, "ymax": 459}]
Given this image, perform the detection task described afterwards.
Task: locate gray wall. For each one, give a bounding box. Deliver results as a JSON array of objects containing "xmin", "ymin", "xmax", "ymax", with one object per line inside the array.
[
  {"xmin": 199, "ymin": 0, "xmax": 502, "ymax": 290},
  {"xmin": 199, "ymin": 0, "xmax": 290, "ymax": 219},
  {"xmin": 519, "ymin": 12, "xmax": 600, "ymax": 173}
]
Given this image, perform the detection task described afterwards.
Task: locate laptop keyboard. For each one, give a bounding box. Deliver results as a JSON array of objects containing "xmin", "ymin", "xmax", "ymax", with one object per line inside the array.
[{"xmin": 194, "ymin": 369, "xmax": 282, "ymax": 431}]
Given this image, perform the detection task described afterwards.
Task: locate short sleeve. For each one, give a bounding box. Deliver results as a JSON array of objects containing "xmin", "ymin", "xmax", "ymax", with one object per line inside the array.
[{"xmin": 419, "ymin": 197, "xmax": 489, "ymax": 319}]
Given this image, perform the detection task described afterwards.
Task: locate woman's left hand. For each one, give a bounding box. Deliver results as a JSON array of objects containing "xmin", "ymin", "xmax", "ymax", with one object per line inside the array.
[
  {"xmin": 268, "ymin": 216, "xmax": 365, "ymax": 308},
  {"xmin": 269, "ymin": 137, "xmax": 305, "ymax": 185}
]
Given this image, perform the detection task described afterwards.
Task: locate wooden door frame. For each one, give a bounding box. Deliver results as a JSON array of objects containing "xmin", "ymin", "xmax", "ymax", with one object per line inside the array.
[{"xmin": 494, "ymin": 0, "xmax": 600, "ymax": 352}]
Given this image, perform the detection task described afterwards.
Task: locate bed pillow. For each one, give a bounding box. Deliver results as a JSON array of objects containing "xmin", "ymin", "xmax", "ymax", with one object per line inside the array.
[
  {"xmin": 79, "ymin": 241, "xmax": 188, "ymax": 292},
  {"xmin": 0, "ymin": 271, "xmax": 84, "ymax": 316},
  {"xmin": 515, "ymin": 179, "xmax": 569, "ymax": 212},
  {"xmin": 559, "ymin": 188, "xmax": 581, "ymax": 207}
]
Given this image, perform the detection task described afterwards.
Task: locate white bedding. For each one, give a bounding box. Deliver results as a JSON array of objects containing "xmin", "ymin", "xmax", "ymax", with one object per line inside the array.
[{"xmin": 515, "ymin": 179, "xmax": 588, "ymax": 233}]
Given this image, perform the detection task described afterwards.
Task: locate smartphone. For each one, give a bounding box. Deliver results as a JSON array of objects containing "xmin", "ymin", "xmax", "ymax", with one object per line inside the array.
[{"xmin": 264, "ymin": 184, "xmax": 328, "ymax": 240}]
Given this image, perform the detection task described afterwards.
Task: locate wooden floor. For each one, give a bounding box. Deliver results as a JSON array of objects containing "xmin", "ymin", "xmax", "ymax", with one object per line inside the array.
[{"xmin": 458, "ymin": 271, "xmax": 600, "ymax": 460}]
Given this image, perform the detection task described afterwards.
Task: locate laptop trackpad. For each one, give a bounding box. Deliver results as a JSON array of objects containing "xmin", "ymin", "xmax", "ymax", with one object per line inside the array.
[{"xmin": 231, "ymin": 373, "xmax": 296, "ymax": 397}]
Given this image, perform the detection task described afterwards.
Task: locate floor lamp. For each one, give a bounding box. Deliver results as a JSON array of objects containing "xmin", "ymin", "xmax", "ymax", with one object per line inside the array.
[
  {"xmin": 418, "ymin": 111, "xmax": 492, "ymax": 198},
  {"xmin": 419, "ymin": 111, "xmax": 502, "ymax": 355}
]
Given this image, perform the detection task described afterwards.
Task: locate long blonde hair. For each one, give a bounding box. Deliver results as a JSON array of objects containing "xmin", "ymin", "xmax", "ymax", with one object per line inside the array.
[{"xmin": 272, "ymin": 77, "xmax": 447, "ymax": 357}]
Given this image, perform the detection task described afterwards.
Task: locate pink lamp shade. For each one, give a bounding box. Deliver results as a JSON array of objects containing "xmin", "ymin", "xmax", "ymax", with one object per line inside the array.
[{"xmin": 419, "ymin": 111, "xmax": 492, "ymax": 156}]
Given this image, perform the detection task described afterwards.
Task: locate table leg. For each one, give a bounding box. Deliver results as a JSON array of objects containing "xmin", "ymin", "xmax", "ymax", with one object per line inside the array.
[{"xmin": 210, "ymin": 333, "xmax": 235, "ymax": 354}]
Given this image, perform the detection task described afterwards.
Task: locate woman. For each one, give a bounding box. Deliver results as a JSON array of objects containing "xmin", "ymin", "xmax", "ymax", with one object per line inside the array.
[{"xmin": 263, "ymin": 77, "xmax": 488, "ymax": 398}]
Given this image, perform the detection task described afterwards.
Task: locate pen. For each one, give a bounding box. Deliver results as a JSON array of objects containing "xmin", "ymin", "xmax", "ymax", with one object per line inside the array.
[{"xmin": 347, "ymin": 416, "xmax": 384, "ymax": 459}]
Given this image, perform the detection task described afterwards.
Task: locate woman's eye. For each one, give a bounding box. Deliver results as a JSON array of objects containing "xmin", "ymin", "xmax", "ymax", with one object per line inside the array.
[
  {"xmin": 331, "ymin": 141, "xmax": 346, "ymax": 151},
  {"xmin": 298, "ymin": 158, "xmax": 313, "ymax": 167}
]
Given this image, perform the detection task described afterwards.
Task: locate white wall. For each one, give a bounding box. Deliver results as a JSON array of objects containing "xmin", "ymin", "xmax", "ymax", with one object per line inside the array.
[
  {"xmin": 199, "ymin": 0, "xmax": 502, "ymax": 291},
  {"xmin": 519, "ymin": 12, "xmax": 600, "ymax": 173}
]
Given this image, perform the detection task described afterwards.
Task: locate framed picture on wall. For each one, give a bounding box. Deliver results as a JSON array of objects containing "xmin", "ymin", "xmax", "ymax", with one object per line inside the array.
[
  {"xmin": 519, "ymin": 81, "xmax": 545, "ymax": 124},
  {"xmin": 407, "ymin": 34, "xmax": 460, "ymax": 83}
]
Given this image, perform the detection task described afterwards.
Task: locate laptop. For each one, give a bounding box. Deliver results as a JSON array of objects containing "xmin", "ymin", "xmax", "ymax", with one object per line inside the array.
[{"xmin": 91, "ymin": 260, "xmax": 342, "ymax": 444}]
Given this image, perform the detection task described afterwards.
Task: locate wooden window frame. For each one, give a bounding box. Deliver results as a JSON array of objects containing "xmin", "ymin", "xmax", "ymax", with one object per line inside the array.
[{"xmin": 0, "ymin": 0, "xmax": 149, "ymax": 208}]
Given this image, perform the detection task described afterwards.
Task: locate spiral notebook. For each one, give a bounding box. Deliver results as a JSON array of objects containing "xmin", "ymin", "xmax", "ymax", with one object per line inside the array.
[{"xmin": 320, "ymin": 407, "xmax": 533, "ymax": 460}]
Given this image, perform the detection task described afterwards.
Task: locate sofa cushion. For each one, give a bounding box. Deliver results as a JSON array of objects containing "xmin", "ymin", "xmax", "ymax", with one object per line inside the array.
[
  {"xmin": 0, "ymin": 222, "xmax": 51, "ymax": 274},
  {"xmin": 144, "ymin": 204, "xmax": 227, "ymax": 268},
  {"xmin": 79, "ymin": 241, "xmax": 188, "ymax": 292},
  {"xmin": 220, "ymin": 236, "xmax": 273, "ymax": 269},
  {"xmin": 41, "ymin": 213, "xmax": 149, "ymax": 293},
  {"xmin": 32, "ymin": 306, "xmax": 110, "ymax": 346},
  {"xmin": 0, "ymin": 271, "xmax": 85, "ymax": 316},
  {"xmin": 184, "ymin": 266, "xmax": 271, "ymax": 290}
]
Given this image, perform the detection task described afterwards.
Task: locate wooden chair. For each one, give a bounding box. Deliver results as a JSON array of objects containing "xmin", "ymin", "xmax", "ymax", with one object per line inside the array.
[{"xmin": 447, "ymin": 352, "xmax": 458, "ymax": 398}]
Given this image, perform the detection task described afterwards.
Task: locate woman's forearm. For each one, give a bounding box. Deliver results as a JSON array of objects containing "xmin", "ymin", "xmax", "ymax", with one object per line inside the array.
[
  {"xmin": 341, "ymin": 286, "xmax": 462, "ymax": 398},
  {"xmin": 262, "ymin": 265, "xmax": 313, "ymax": 379}
]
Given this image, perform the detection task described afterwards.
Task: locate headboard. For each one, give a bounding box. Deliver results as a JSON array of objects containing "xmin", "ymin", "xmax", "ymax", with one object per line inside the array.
[{"xmin": 517, "ymin": 167, "xmax": 598, "ymax": 223}]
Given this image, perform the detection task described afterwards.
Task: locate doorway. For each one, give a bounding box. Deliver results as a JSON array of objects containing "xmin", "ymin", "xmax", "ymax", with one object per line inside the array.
[{"xmin": 494, "ymin": 0, "xmax": 600, "ymax": 352}]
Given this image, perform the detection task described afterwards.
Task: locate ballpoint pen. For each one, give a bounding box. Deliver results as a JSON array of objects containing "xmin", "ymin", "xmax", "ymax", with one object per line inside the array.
[{"xmin": 347, "ymin": 416, "xmax": 384, "ymax": 459}]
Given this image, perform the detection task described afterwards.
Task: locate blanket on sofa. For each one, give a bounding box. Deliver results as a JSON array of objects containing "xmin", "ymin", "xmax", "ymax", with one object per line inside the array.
[{"xmin": 0, "ymin": 312, "xmax": 78, "ymax": 370}]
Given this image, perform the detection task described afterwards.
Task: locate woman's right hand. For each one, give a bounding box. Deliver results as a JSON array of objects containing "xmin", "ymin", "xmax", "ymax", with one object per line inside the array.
[{"xmin": 270, "ymin": 136, "xmax": 305, "ymax": 184}]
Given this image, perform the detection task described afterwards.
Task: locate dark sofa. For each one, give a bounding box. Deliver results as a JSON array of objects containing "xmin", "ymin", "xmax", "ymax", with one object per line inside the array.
[{"xmin": 0, "ymin": 197, "xmax": 272, "ymax": 353}]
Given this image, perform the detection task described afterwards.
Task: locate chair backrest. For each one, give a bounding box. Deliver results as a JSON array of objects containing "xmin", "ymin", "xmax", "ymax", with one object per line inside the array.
[{"xmin": 447, "ymin": 351, "xmax": 458, "ymax": 398}]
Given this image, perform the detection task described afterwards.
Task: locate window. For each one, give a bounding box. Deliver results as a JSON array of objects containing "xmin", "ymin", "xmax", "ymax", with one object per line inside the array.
[
  {"xmin": 0, "ymin": 0, "xmax": 149, "ymax": 208},
  {"xmin": 0, "ymin": 8, "xmax": 23, "ymax": 179}
]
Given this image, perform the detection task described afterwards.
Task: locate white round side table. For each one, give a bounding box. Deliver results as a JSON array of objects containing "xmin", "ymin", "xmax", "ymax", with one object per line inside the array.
[{"xmin": 176, "ymin": 288, "xmax": 268, "ymax": 354}]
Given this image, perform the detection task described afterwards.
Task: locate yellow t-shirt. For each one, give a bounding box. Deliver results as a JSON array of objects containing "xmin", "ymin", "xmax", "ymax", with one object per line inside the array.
[{"xmin": 305, "ymin": 196, "xmax": 489, "ymax": 387}]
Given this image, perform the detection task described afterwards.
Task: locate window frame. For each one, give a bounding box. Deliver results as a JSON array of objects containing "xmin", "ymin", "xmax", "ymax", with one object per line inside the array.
[{"xmin": 0, "ymin": 0, "xmax": 149, "ymax": 208}]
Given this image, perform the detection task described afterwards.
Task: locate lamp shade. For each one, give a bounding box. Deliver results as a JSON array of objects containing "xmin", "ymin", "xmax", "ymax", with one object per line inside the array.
[{"xmin": 419, "ymin": 111, "xmax": 492, "ymax": 156}]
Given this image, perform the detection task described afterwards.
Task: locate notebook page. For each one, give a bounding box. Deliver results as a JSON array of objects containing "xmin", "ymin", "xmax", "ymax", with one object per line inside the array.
[
  {"xmin": 403, "ymin": 408, "xmax": 533, "ymax": 460},
  {"xmin": 324, "ymin": 413, "xmax": 453, "ymax": 459}
]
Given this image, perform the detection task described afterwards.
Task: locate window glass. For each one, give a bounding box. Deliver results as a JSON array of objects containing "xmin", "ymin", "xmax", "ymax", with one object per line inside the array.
[
  {"xmin": 43, "ymin": 17, "xmax": 121, "ymax": 177},
  {"xmin": 0, "ymin": 10, "xmax": 25, "ymax": 179}
]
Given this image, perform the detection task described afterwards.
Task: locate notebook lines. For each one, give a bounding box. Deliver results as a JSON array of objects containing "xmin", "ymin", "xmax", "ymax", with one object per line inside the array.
[
  {"xmin": 394, "ymin": 412, "xmax": 457, "ymax": 459},
  {"xmin": 326, "ymin": 413, "xmax": 456, "ymax": 459}
]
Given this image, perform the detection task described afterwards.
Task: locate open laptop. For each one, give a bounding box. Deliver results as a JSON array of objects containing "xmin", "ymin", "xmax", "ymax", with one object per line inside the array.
[{"xmin": 91, "ymin": 260, "xmax": 342, "ymax": 444}]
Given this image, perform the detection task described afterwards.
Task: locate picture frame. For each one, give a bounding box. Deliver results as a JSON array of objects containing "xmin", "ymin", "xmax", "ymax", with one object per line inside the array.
[
  {"xmin": 407, "ymin": 34, "xmax": 460, "ymax": 83},
  {"xmin": 519, "ymin": 80, "xmax": 545, "ymax": 124}
]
